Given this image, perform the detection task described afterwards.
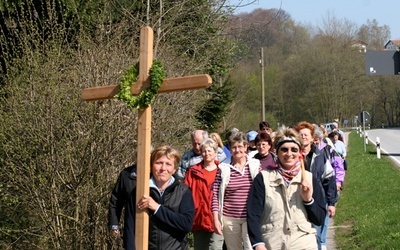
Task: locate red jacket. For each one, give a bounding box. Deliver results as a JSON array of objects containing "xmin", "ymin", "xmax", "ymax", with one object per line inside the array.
[{"xmin": 184, "ymin": 160, "xmax": 219, "ymax": 232}]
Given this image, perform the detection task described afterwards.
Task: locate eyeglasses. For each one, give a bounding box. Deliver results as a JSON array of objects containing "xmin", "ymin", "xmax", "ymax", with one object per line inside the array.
[
  {"xmin": 256, "ymin": 142, "xmax": 270, "ymax": 148},
  {"xmin": 280, "ymin": 147, "xmax": 299, "ymax": 153},
  {"xmin": 231, "ymin": 145, "xmax": 245, "ymax": 150}
]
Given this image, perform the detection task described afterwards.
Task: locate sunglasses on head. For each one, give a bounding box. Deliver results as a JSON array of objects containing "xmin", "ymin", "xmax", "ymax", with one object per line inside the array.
[{"xmin": 280, "ymin": 147, "xmax": 299, "ymax": 153}]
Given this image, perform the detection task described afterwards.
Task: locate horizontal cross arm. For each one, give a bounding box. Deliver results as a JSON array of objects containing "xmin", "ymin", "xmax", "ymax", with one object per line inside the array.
[
  {"xmin": 82, "ymin": 84, "xmax": 120, "ymax": 101},
  {"xmin": 130, "ymin": 74, "xmax": 212, "ymax": 95},
  {"xmin": 81, "ymin": 74, "xmax": 212, "ymax": 102}
]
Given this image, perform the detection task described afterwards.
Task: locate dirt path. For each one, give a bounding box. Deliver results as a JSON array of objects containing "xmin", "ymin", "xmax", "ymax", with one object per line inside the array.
[{"xmin": 326, "ymin": 131, "xmax": 349, "ymax": 250}]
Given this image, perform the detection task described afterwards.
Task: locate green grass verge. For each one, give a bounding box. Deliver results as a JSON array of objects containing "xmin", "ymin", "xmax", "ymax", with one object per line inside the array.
[{"xmin": 335, "ymin": 132, "xmax": 400, "ymax": 249}]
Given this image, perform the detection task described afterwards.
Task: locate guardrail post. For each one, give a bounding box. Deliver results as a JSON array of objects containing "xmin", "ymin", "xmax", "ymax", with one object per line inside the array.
[
  {"xmin": 365, "ymin": 132, "xmax": 368, "ymax": 144},
  {"xmin": 376, "ymin": 137, "xmax": 381, "ymax": 159}
]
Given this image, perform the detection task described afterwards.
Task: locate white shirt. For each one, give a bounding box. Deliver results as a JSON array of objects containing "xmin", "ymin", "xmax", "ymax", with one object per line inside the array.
[{"xmin": 333, "ymin": 140, "xmax": 347, "ymax": 157}]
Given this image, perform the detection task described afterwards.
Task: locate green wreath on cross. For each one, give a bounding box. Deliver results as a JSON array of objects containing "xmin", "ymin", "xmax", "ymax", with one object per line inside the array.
[{"xmin": 115, "ymin": 60, "xmax": 165, "ymax": 109}]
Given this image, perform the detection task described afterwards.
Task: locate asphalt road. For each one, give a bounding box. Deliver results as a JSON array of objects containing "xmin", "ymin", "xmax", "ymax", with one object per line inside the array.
[
  {"xmin": 362, "ymin": 128, "xmax": 400, "ymax": 166},
  {"xmin": 328, "ymin": 129, "xmax": 400, "ymax": 250}
]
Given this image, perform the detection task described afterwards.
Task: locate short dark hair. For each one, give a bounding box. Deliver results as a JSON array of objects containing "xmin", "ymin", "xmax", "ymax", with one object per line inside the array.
[
  {"xmin": 254, "ymin": 131, "xmax": 272, "ymax": 146},
  {"xmin": 328, "ymin": 131, "xmax": 339, "ymax": 138},
  {"xmin": 259, "ymin": 121, "xmax": 270, "ymax": 130}
]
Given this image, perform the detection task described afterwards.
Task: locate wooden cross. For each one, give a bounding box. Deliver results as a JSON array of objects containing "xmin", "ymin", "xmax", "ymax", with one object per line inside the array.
[{"xmin": 81, "ymin": 26, "xmax": 212, "ymax": 249}]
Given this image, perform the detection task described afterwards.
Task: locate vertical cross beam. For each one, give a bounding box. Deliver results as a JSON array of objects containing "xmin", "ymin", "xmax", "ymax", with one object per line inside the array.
[
  {"xmin": 81, "ymin": 26, "xmax": 212, "ymax": 249},
  {"xmin": 135, "ymin": 26, "xmax": 152, "ymax": 250}
]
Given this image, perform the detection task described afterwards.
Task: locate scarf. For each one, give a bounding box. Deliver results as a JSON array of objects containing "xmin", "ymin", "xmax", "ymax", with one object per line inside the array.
[{"xmin": 268, "ymin": 159, "xmax": 301, "ymax": 183}]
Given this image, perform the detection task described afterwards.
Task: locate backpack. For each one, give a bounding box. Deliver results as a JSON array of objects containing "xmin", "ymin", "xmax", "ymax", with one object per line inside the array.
[{"xmin": 322, "ymin": 144, "xmax": 347, "ymax": 171}]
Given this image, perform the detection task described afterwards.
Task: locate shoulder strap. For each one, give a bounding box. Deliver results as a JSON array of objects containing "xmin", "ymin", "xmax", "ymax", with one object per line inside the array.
[
  {"xmin": 322, "ymin": 145, "xmax": 330, "ymax": 159},
  {"xmin": 325, "ymin": 144, "xmax": 342, "ymax": 158}
]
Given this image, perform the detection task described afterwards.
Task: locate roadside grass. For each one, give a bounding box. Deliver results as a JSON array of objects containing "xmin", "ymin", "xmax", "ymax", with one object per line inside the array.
[{"xmin": 335, "ymin": 132, "xmax": 400, "ymax": 249}]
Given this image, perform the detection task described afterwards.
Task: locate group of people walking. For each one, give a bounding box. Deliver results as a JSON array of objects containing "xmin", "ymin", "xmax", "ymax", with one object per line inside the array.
[{"xmin": 108, "ymin": 120, "xmax": 347, "ymax": 250}]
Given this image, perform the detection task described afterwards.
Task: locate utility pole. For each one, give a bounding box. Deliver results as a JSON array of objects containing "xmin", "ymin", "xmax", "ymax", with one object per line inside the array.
[{"xmin": 260, "ymin": 47, "xmax": 265, "ymax": 121}]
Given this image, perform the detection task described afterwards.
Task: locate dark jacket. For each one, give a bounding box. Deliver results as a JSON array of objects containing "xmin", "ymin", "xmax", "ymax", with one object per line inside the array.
[
  {"xmin": 148, "ymin": 179, "xmax": 195, "ymax": 250},
  {"xmin": 108, "ymin": 165, "xmax": 137, "ymax": 250},
  {"xmin": 305, "ymin": 144, "xmax": 338, "ymax": 206}
]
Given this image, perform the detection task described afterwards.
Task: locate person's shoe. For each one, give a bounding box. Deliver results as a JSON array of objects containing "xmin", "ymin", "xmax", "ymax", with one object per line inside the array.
[{"xmin": 321, "ymin": 246, "xmax": 327, "ymax": 250}]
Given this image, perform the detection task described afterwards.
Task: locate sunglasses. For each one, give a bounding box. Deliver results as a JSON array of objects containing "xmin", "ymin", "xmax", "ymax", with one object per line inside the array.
[{"xmin": 280, "ymin": 147, "xmax": 299, "ymax": 153}]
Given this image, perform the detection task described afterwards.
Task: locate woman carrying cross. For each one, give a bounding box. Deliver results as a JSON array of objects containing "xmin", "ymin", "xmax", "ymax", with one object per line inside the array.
[{"xmin": 136, "ymin": 145, "xmax": 195, "ymax": 250}]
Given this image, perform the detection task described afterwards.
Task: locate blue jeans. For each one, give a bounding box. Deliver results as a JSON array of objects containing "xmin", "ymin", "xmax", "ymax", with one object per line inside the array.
[{"xmin": 313, "ymin": 212, "xmax": 329, "ymax": 250}]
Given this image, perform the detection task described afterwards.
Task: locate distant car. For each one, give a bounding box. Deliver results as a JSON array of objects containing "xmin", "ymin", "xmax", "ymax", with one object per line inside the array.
[{"xmin": 324, "ymin": 123, "xmax": 336, "ymax": 133}]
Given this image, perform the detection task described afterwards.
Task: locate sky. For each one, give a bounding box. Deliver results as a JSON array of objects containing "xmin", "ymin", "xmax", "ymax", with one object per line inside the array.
[{"xmin": 230, "ymin": 0, "xmax": 400, "ymax": 40}]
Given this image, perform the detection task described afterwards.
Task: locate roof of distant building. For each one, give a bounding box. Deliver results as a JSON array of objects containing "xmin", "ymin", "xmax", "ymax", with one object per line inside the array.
[
  {"xmin": 350, "ymin": 39, "xmax": 368, "ymax": 46},
  {"xmin": 384, "ymin": 39, "xmax": 400, "ymax": 49}
]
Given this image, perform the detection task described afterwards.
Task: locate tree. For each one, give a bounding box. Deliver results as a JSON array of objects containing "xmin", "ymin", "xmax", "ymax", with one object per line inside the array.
[
  {"xmin": 0, "ymin": 0, "xmax": 237, "ymax": 248},
  {"xmin": 226, "ymin": 8, "xmax": 293, "ymax": 58},
  {"xmin": 358, "ymin": 19, "xmax": 391, "ymax": 50},
  {"xmin": 223, "ymin": 9, "xmax": 383, "ymax": 128}
]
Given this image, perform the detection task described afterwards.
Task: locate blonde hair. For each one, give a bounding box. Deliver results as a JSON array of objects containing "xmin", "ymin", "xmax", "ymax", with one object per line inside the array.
[
  {"xmin": 150, "ymin": 145, "xmax": 181, "ymax": 171},
  {"xmin": 273, "ymin": 126, "xmax": 302, "ymax": 151},
  {"xmin": 268, "ymin": 131, "xmax": 277, "ymax": 152},
  {"xmin": 210, "ymin": 132, "xmax": 224, "ymax": 148},
  {"xmin": 319, "ymin": 125, "xmax": 328, "ymax": 137},
  {"xmin": 201, "ymin": 138, "xmax": 218, "ymax": 152}
]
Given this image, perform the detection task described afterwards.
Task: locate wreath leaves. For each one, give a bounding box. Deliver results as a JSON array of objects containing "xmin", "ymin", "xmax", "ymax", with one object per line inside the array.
[{"xmin": 115, "ymin": 60, "xmax": 165, "ymax": 109}]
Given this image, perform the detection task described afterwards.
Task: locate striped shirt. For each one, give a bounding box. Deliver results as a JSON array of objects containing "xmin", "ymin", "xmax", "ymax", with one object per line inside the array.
[{"xmin": 212, "ymin": 165, "xmax": 253, "ymax": 219}]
